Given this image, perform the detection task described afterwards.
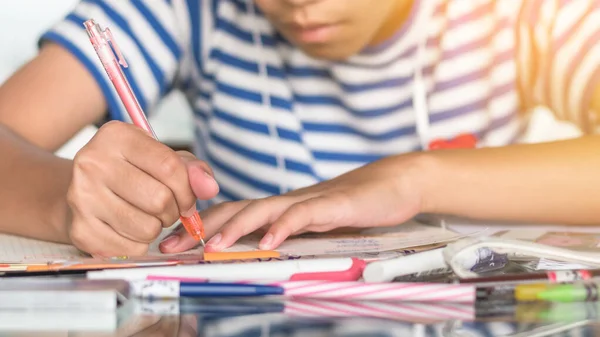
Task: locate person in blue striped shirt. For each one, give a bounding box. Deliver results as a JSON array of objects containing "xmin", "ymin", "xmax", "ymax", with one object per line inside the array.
[{"xmin": 0, "ymin": 0, "xmax": 599, "ymax": 256}]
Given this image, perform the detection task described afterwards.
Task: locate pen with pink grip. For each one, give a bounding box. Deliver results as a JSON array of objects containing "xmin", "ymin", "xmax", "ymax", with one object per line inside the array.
[{"xmin": 84, "ymin": 19, "xmax": 205, "ymax": 246}]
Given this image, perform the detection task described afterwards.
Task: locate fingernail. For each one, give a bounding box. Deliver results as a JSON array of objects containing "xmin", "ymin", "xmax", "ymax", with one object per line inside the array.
[
  {"xmin": 160, "ymin": 235, "xmax": 180, "ymax": 249},
  {"xmin": 206, "ymin": 233, "xmax": 222, "ymax": 247},
  {"xmin": 259, "ymin": 233, "xmax": 274, "ymax": 250}
]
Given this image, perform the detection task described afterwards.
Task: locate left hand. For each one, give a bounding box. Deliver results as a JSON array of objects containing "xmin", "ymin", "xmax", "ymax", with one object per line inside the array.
[{"xmin": 159, "ymin": 154, "xmax": 428, "ymax": 253}]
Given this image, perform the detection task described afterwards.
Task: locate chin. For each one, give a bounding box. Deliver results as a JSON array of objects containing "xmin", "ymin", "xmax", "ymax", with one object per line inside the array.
[{"xmin": 296, "ymin": 41, "xmax": 363, "ymax": 61}]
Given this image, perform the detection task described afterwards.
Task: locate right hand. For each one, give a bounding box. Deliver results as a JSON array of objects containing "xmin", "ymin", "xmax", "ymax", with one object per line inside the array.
[{"xmin": 66, "ymin": 121, "xmax": 219, "ymax": 256}]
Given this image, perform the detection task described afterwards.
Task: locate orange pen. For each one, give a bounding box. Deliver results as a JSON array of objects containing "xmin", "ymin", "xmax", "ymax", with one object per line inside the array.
[{"xmin": 84, "ymin": 19, "xmax": 205, "ymax": 245}]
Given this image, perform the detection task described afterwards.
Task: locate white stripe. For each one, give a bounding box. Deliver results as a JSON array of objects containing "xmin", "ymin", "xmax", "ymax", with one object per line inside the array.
[
  {"xmin": 552, "ymin": 8, "xmax": 600, "ymax": 123},
  {"xmin": 110, "ymin": 0, "xmax": 179, "ymax": 79},
  {"xmin": 303, "ymin": 133, "xmax": 419, "ymax": 155},
  {"xmin": 552, "ymin": 1, "xmax": 590, "ymax": 40},
  {"xmin": 568, "ymin": 27, "xmax": 600, "ymax": 125},
  {"xmin": 434, "ymin": 47, "xmax": 492, "ymax": 85},
  {"xmin": 430, "ymin": 79, "xmax": 490, "ymax": 113},
  {"xmin": 443, "ymin": 13, "xmax": 495, "ymax": 52}
]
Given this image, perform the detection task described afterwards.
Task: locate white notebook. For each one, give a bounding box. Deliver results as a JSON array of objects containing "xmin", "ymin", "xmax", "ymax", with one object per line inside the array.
[{"xmin": 0, "ymin": 226, "xmax": 181, "ymax": 263}]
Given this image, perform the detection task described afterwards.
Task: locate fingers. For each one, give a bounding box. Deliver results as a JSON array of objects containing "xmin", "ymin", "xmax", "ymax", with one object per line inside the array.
[
  {"xmin": 261, "ymin": 195, "xmax": 348, "ymax": 250},
  {"xmin": 178, "ymin": 150, "xmax": 219, "ymax": 200},
  {"xmin": 187, "ymin": 164, "xmax": 220, "ymax": 200},
  {"xmin": 69, "ymin": 213, "xmax": 149, "ymax": 257},
  {"xmin": 103, "ymin": 160, "xmax": 180, "ymax": 228},
  {"xmin": 95, "ymin": 187, "xmax": 163, "ymax": 244},
  {"xmin": 158, "ymin": 200, "xmax": 249, "ymax": 253},
  {"xmin": 204, "ymin": 196, "xmax": 297, "ymax": 252},
  {"xmin": 101, "ymin": 122, "xmax": 197, "ymax": 216}
]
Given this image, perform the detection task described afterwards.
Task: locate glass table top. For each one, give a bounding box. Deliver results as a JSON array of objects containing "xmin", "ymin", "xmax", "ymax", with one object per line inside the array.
[{"xmin": 1, "ymin": 298, "xmax": 599, "ymax": 337}]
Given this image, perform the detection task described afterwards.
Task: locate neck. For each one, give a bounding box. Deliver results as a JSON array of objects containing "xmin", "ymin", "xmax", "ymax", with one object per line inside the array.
[{"xmin": 369, "ymin": 0, "xmax": 414, "ymax": 47}]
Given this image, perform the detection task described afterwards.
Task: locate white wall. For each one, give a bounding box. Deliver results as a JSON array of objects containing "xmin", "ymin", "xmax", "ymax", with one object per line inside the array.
[{"xmin": 0, "ymin": 0, "xmax": 194, "ymax": 159}]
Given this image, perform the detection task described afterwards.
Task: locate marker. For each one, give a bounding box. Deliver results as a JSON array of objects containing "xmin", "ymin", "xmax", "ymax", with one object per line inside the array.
[
  {"xmin": 537, "ymin": 283, "xmax": 600, "ymax": 302},
  {"xmin": 130, "ymin": 280, "xmax": 284, "ymax": 298},
  {"xmin": 477, "ymin": 301, "xmax": 600, "ymax": 323},
  {"xmin": 88, "ymin": 257, "xmax": 366, "ymax": 282},
  {"xmin": 84, "ymin": 19, "xmax": 206, "ymax": 245},
  {"xmin": 514, "ymin": 283, "xmax": 555, "ymax": 301},
  {"xmin": 363, "ymin": 246, "xmax": 502, "ymax": 283},
  {"xmin": 363, "ymin": 248, "xmax": 448, "ymax": 282}
]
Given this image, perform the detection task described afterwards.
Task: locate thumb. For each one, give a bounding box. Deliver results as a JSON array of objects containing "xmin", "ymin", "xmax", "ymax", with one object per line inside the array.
[{"xmin": 177, "ymin": 151, "xmax": 219, "ymax": 200}]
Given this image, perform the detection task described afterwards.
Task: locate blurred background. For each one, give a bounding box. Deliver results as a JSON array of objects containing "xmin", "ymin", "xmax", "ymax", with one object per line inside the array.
[
  {"xmin": 0, "ymin": 0, "xmax": 584, "ymax": 161},
  {"xmin": 0, "ymin": 0, "xmax": 194, "ymax": 159}
]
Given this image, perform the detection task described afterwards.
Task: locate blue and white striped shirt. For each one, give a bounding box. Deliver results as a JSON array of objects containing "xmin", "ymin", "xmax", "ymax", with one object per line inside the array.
[{"xmin": 41, "ymin": 0, "xmax": 600, "ymax": 205}]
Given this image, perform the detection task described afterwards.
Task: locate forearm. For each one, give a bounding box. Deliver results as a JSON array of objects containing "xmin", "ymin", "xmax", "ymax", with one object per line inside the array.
[
  {"xmin": 0, "ymin": 124, "xmax": 73, "ymax": 243},
  {"xmin": 418, "ymin": 136, "xmax": 600, "ymax": 225}
]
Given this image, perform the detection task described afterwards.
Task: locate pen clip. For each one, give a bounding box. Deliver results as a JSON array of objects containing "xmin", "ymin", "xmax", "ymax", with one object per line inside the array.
[{"xmin": 103, "ymin": 28, "xmax": 128, "ymax": 68}]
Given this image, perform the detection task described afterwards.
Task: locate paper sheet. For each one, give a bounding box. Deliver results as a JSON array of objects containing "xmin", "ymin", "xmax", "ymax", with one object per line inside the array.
[
  {"xmin": 0, "ymin": 218, "xmax": 465, "ymax": 263},
  {"xmin": 0, "ymin": 226, "xmax": 192, "ymax": 263},
  {"xmin": 223, "ymin": 220, "xmax": 463, "ymax": 256},
  {"xmin": 0, "ymin": 234, "xmax": 86, "ymax": 262}
]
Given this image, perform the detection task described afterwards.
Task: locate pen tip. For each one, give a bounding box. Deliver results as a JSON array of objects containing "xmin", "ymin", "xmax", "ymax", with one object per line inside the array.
[{"xmin": 200, "ymin": 238, "xmax": 206, "ymax": 247}]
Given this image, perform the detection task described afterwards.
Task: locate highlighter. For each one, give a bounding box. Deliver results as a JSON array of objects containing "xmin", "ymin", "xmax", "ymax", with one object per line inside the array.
[{"xmin": 84, "ymin": 19, "xmax": 205, "ymax": 245}]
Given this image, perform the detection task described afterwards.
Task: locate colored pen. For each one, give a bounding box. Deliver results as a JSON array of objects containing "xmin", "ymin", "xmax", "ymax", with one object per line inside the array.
[
  {"xmin": 537, "ymin": 283, "xmax": 600, "ymax": 302},
  {"xmin": 83, "ymin": 19, "xmax": 206, "ymax": 245},
  {"xmin": 130, "ymin": 280, "xmax": 284, "ymax": 298},
  {"xmin": 88, "ymin": 257, "xmax": 366, "ymax": 282}
]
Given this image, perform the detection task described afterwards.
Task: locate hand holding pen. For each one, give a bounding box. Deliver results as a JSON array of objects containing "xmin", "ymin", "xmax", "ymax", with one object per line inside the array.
[{"xmin": 62, "ymin": 20, "xmax": 219, "ymax": 256}]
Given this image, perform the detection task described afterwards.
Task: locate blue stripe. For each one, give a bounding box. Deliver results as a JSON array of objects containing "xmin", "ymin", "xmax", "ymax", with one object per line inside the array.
[
  {"xmin": 40, "ymin": 30, "xmax": 125, "ymax": 122},
  {"xmin": 213, "ymin": 108, "xmax": 302, "ymax": 143},
  {"xmin": 340, "ymin": 64, "xmax": 435, "ymax": 93},
  {"xmin": 435, "ymin": 68, "xmax": 490, "ymax": 92},
  {"xmin": 131, "ymin": 0, "xmax": 182, "ymax": 60},
  {"xmin": 293, "ymin": 93, "xmax": 413, "ymax": 118},
  {"xmin": 487, "ymin": 106, "xmax": 518, "ymax": 132},
  {"xmin": 213, "ymin": 48, "xmax": 437, "ymax": 95},
  {"xmin": 211, "ymin": 134, "xmax": 316, "ymax": 176},
  {"xmin": 216, "ymin": 80, "xmax": 293, "ymax": 111},
  {"xmin": 216, "ymin": 16, "xmax": 277, "ymax": 47},
  {"xmin": 84, "ymin": 0, "xmax": 166, "ymax": 99},
  {"xmin": 187, "ymin": 0, "xmax": 201, "ymax": 69},
  {"xmin": 211, "ymin": 49, "xmax": 285, "ymax": 79},
  {"xmin": 285, "ymin": 66, "xmax": 330, "ymax": 78},
  {"xmin": 207, "ymin": 151, "xmax": 281, "ymax": 195},
  {"xmin": 312, "ymin": 151, "xmax": 385, "ymax": 163},
  {"xmin": 302, "ymin": 122, "xmax": 416, "ymax": 141},
  {"xmin": 430, "ymin": 97, "xmax": 488, "ymax": 123}
]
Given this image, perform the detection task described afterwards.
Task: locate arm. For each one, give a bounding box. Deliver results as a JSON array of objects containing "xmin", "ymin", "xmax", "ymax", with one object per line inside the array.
[
  {"xmin": 420, "ymin": 135, "xmax": 600, "ymax": 225},
  {"xmin": 0, "ymin": 44, "xmax": 106, "ymax": 242}
]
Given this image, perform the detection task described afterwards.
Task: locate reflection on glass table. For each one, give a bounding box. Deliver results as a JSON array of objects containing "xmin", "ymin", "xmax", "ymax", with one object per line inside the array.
[{"xmin": 2, "ymin": 298, "xmax": 600, "ymax": 337}]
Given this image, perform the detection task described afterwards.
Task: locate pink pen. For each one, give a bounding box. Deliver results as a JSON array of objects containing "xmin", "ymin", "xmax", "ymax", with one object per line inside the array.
[{"xmin": 84, "ymin": 19, "xmax": 205, "ymax": 246}]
